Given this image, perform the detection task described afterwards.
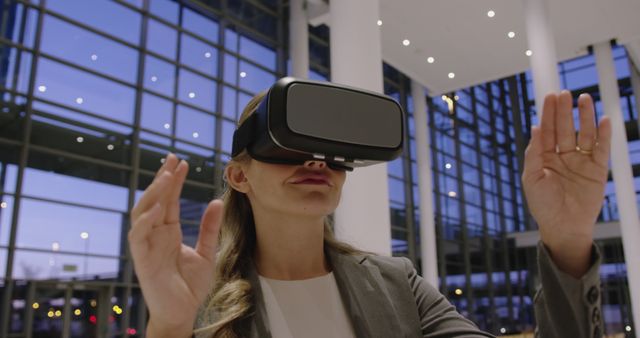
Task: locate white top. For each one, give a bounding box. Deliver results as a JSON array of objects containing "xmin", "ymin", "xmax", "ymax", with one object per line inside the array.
[{"xmin": 258, "ymin": 272, "xmax": 357, "ymax": 338}]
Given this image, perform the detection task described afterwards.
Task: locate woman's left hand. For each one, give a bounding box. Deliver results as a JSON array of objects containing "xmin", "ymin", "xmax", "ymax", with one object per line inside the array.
[{"xmin": 522, "ymin": 90, "xmax": 612, "ymax": 278}]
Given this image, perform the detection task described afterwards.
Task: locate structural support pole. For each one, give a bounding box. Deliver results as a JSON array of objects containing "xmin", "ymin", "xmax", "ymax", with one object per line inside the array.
[
  {"xmin": 411, "ymin": 80, "xmax": 438, "ymax": 286},
  {"xmin": 329, "ymin": 0, "xmax": 392, "ymax": 255},
  {"xmin": 289, "ymin": 0, "xmax": 309, "ymax": 78},
  {"xmin": 594, "ymin": 40, "xmax": 640, "ymax": 334},
  {"xmin": 522, "ymin": 0, "xmax": 561, "ymax": 112}
]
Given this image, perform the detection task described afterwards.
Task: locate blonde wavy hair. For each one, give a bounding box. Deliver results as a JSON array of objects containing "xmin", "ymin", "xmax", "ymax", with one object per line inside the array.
[{"xmin": 194, "ymin": 91, "xmax": 365, "ymax": 338}]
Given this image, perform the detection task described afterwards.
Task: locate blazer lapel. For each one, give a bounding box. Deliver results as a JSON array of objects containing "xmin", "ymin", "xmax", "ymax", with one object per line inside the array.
[{"xmin": 328, "ymin": 249, "xmax": 405, "ymax": 338}]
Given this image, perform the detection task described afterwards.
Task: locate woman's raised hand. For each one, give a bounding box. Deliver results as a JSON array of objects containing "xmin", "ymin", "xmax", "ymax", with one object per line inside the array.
[
  {"xmin": 129, "ymin": 153, "xmax": 223, "ymax": 337},
  {"xmin": 522, "ymin": 91, "xmax": 612, "ymax": 278}
]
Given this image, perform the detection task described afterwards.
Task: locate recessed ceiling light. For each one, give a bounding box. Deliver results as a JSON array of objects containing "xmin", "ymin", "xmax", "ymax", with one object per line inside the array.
[
  {"xmin": 150, "ymin": 75, "xmax": 158, "ymax": 82},
  {"xmin": 445, "ymin": 163, "xmax": 452, "ymax": 169},
  {"xmin": 487, "ymin": 10, "xmax": 495, "ymax": 18},
  {"xmin": 76, "ymin": 136, "xmax": 84, "ymax": 143},
  {"xmin": 90, "ymin": 54, "xmax": 98, "ymax": 61},
  {"xmin": 402, "ymin": 39, "xmax": 410, "ymax": 46},
  {"xmin": 525, "ymin": 49, "xmax": 533, "ymax": 56},
  {"xmin": 240, "ymin": 71, "xmax": 247, "ymax": 78},
  {"xmin": 448, "ymin": 191, "xmax": 457, "ymax": 198},
  {"xmin": 377, "ymin": 20, "xmax": 382, "ymax": 26},
  {"xmin": 164, "ymin": 123, "xmax": 171, "ymax": 129},
  {"xmin": 192, "ymin": 132, "xmax": 199, "ymax": 138},
  {"xmin": 38, "ymin": 85, "xmax": 47, "ymax": 92},
  {"xmin": 107, "ymin": 144, "xmax": 114, "ymax": 150},
  {"xmin": 204, "ymin": 52, "xmax": 212, "ymax": 58},
  {"xmin": 508, "ymin": 31, "xmax": 515, "ymax": 38},
  {"xmin": 427, "ymin": 57, "xmax": 435, "ymax": 63},
  {"xmin": 75, "ymin": 97, "xmax": 84, "ymax": 104},
  {"xmin": 188, "ymin": 92, "xmax": 196, "ymax": 98},
  {"xmin": 448, "ymin": 72, "xmax": 455, "ymax": 79}
]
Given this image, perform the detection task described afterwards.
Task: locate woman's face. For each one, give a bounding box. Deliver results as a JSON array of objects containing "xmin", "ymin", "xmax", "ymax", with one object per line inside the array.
[{"xmin": 226, "ymin": 159, "xmax": 347, "ymax": 218}]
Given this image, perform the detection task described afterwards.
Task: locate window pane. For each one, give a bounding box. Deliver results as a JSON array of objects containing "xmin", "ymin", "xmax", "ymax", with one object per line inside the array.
[
  {"xmin": 150, "ymin": 0, "xmax": 179, "ymax": 24},
  {"xmin": 144, "ymin": 55, "xmax": 176, "ymax": 97},
  {"xmin": 388, "ymin": 177, "xmax": 405, "ymax": 204},
  {"xmin": 180, "ymin": 34, "xmax": 218, "ymax": 77},
  {"xmin": 222, "ymin": 86, "xmax": 237, "ymax": 120},
  {"xmin": 147, "ymin": 19, "xmax": 177, "ymax": 59},
  {"xmin": 178, "ymin": 69, "xmax": 216, "ymax": 111},
  {"xmin": 176, "ymin": 105, "xmax": 215, "ymax": 148},
  {"xmin": 35, "ymin": 58, "xmax": 136, "ymax": 124},
  {"xmin": 47, "ymin": 0, "xmax": 140, "ymax": 44},
  {"xmin": 182, "ymin": 8, "xmax": 219, "ymax": 43},
  {"xmin": 41, "ymin": 15, "xmax": 138, "ymax": 83},
  {"xmin": 11, "ymin": 249, "xmax": 120, "ymax": 279},
  {"xmin": 141, "ymin": 93, "xmax": 173, "ymax": 136},
  {"xmin": 221, "ymin": 120, "xmax": 236, "ymax": 154},
  {"xmin": 239, "ymin": 36, "xmax": 275, "ymax": 69},
  {"xmin": 238, "ymin": 61, "xmax": 274, "ymax": 93}
]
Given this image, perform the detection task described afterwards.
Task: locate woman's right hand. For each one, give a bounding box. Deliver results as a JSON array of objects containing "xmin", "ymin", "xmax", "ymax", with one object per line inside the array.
[{"xmin": 129, "ymin": 153, "xmax": 223, "ymax": 337}]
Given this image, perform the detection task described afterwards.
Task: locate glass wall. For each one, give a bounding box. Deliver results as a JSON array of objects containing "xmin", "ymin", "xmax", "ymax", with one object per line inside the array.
[{"xmin": 0, "ymin": 0, "xmax": 284, "ymax": 335}]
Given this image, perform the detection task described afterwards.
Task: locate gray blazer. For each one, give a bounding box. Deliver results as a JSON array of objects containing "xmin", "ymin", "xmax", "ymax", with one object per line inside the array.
[{"xmin": 197, "ymin": 241, "xmax": 603, "ymax": 338}]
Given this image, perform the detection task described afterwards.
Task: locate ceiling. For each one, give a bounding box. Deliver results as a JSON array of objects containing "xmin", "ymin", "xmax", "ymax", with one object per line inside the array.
[{"xmin": 377, "ymin": 0, "xmax": 640, "ymax": 96}]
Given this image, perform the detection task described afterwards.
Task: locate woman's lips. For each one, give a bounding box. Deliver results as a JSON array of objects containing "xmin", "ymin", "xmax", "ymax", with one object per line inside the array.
[{"xmin": 293, "ymin": 179, "xmax": 329, "ymax": 185}]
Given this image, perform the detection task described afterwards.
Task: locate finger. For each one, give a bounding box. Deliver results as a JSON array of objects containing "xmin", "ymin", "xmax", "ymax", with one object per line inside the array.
[
  {"xmin": 165, "ymin": 160, "xmax": 189, "ymax": 224},
  {"xmin": 539, "ymin": 93, "xmax": 558, "ymax": 153},
  {"xmin": 131, "ymin": 171, "xmax": 173, "ymax": 221},
  {"xmin": 593, "ymin": 116, "xmax": 612, "ymax": 166},
  {"xmin": 129, "ymin": 202, "xmax": 162, "ymax": 248},
  {"xmin": 556, "ymin": 90, "xmax": 577, "ymax": 152},
  {"xmin": 577, "ymin": 93, "xmax": 597, "ymax": 150},
  {"xmin": 153, "ymin": 153, "xmax": 180, "ymax": 182},
  {"xmin": 195, "ymin": 200, "xmax": 224, "ymax": 262},
  {"xmin": 522, "ymin": 126, "xmax": 544, "ymax": 179}
]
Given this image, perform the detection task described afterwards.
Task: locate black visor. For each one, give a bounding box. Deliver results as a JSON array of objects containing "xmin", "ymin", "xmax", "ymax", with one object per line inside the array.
[{"xmin": 232, "ymin": 77, "xmax": 405, "ymax": 171}]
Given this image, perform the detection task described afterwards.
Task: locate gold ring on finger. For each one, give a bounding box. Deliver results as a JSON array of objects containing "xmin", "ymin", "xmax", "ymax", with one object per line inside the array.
[{"xmin": 576, "ymin": 145, "xmax": 593, "ymax": 155}]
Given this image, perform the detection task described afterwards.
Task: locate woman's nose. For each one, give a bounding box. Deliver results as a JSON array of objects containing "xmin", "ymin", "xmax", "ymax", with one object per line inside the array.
[{"xmin": 303, "ymin": 160, "xmax": 327, "ymax": 169}]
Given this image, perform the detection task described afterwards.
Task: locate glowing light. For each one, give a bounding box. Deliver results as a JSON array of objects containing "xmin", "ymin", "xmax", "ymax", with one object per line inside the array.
[
  {"xmin": 76, "ymin": 97, "xmax": 84, "ymax": 104},
  {"xmin": 90, "ymin": 300, "xmax": 97, "ymax": 307},
  {"xmin": 445, "ymin": 163, "xmax": 452, "ymax": 169},
  {"xmin": 188, "ymin": 92, "xmax": 196, "ymax": 99},
  {"xmin": 55, "ymin": 310, "xmax": 62, "ymax": 317},
  {"xmin": 80, "ymin": 232, "xmax": 89, "ymax": 240},
  {"xmin": 76, "ymin": 136, "xmax": 84, "ymax": 143},
  {"xmin": 454, "ymin": 95, "xmax": 459, "ymax": 101},
  {"xmin": 90, "ymin": 54, "xmax": 98, "ymax": 61},
  {"xmin": 52, "ymin": 242, "xmax": 60, "ymax": 251},
  {"xmin": 448, "ymin": 191, "xmax": 457, "ymax": 198},
  {"xmin": 127, "ymin": 328, "xmax": 137, "ymax": 335},
  {"xmin": 192, "ymin": 132, "xmax": 199, "ymax": 138},
  {"xmin": 107, "ymin": 144, "xmax": 114, "ymax": 150},
  {"xmin": 74, "ymin": 309, "xmax": 81, "ymax": 316},
  {"xmin": 441, "ymin": 95, "xmax": 447, "ymax": 101},
  {"xmin": 377, "ymin": 20, "xmax": 382, "ymax": 26},
  {"xmin": 196, "ymin": 167, "xmax": 202, "ymax": 173},
  {"xmin": 487, "ymin": 10, "xmax": 495, "ymax": 18},
  {"xmin": 427, "ymin": 57, "xmax": 435, "ymax": 64},
  {"xmin": 160, "ymin": 158, "xmax": 166, "ymax": 164},
  {"xmin": 525, "ymin": 49, "xmax": 533, "ymax": 56},
  {"xmin": 454, "ymin": 288, "xmax": 463, "ymax": 295},
  {"xmin": 204, "ymin": 52, "xmax": 212, "ymax": 58},
  {"xmin": 240, "ymin": 71, "xmax": 247, "ymax": 78},
  {"xmin": 113, "ymin": 305, "xmax": 123, "ymax": 315},
  {"xmin": 500, "ymin": 328, "xmax": 506, "ymax": 334},
  {"xmin": 32, "ymin": 302, "xmax": 40, "ymax": 309},
  {"xmin": 0, "ymin": 202, "xmax": 7, "ymax": 208},
  {"xmin": 402, "ymin": 39, "xmax": 410, "ymax": 46},
  {"xmin": 47, "ymin": 311, "xmax": 54, "ymax": 318},
  {"xmin": 448, "ymin": 72, "xmax": 455, "ymax": 79},
  {"xmin": 163, "ymin": 123, "xmax": 171, "ymax": 129},
  {"xmin": 508, "ymin": 31, "xmax": 515, "ymax": 38},
  {"xmin": 150, "ymin": 75, "xmax": 158, "ymax": 82},
  {"xmin": 89, "ymin": 315, "xmax": 97, "ymax": 324},
  {"xmin": 38, "ymin": 85, "xmax": 47, "ymax": 92},
  {"xmin": 626, "ymin": 326, "xmax": 632, "ymax": 332}
]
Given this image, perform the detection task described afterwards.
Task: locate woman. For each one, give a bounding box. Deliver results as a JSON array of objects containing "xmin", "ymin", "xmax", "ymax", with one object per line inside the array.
[{"xmin": 129, "ymin": 89, "xmax": 611, "ymax": 338}]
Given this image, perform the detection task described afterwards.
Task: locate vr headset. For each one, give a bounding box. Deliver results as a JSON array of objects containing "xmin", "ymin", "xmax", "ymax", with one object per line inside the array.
[{"xmin": 231, "ymin": 77, "xmax": 405, "ymax": 171}]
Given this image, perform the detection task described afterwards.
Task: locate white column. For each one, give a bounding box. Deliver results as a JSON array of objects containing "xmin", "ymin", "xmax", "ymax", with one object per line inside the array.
[
  {"xmin": 629, "ymin": 57, "xmax": 640, "ymax": 129},
  {"xmin": 523, "ymin": 0, "xmax": 561, "ymax": 112},
  {"xmin": 329, "ymin": 0, "xmax": 391, "ymax": 255},
  {"xmin": 594, "ymin": 40, "xmax": 640, "ymax": 333},
  {"xmin": 289, "ymin": 0, "xmax": 309, "ymax": 78},
  {"xmin": 411, "ymin": 80, "xmax": 438, "ymax": 286}
]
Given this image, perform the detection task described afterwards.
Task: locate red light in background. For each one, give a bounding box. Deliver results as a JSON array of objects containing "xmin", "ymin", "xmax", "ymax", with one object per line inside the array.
[
  {"xmin": 127, "ymin": 328, "xmax": 137, "ymax": 335},
  {"xmin": 89, "ymin": 315, "xmax": 97, "ymax": 324}
]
